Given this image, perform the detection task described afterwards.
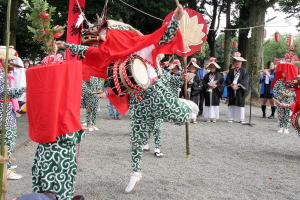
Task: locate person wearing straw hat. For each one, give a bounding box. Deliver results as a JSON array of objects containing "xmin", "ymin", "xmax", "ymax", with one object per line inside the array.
[
  {"xmin": 203, "ymin": 61, "xmax": 223, "ymax": 123},
  {"xmin": 188, "ymin": 57, "xmax": 202, "ymax": 123},
  {"xmin": 0, "ymin": 57, "xmax": 26, "ymax": 180},
  {"xmin": 225, "ymin": 52, "xmax": 249, "ymax": 123},
  {"xmin": 168, "ymin": 59, "xmax": 182, "ymax": 77}
]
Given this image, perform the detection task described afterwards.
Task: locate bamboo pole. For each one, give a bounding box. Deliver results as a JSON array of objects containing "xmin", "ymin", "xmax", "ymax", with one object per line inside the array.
[
  {"xmin": 0, "ymin": 0, "xmax": 12, "ymax": 198},
  {"xmin": 183, "ymin": 57, "xmax": 190, "ymax": 159}
]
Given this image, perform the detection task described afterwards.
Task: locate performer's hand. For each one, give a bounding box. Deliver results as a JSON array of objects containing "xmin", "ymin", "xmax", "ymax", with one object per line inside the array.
[
  {"xmin": 55, "ymin": 41, "xmax": 65, "ymax": 49},
  {"xmin": 174, "ymin": 3, "xmax": 184, "ymax": 21}
]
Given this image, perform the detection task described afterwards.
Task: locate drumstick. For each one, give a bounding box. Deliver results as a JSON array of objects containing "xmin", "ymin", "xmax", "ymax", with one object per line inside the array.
[{"xmin": 175, "ymin": 0, "xmax": 180, "ymax": 7}]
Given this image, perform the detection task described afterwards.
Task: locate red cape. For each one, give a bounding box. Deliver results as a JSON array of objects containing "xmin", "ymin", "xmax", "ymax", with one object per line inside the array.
[
  {"xmin": 26, "ymin": 61, "xmax": 82, "ymax": 144},
  {"xmin": 82, "ymin": 21, "xmax": 184, "ymax": 80},
  {"xmin": 82, "ymin": 21, "xmax": 184, "ymax": 114},
  {"xmin": 272, "ymin": 63, "xmax": 298, "ymax": 88}
]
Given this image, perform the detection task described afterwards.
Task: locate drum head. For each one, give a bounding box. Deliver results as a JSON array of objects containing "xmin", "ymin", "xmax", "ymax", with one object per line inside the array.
[{"xmin": 131, "ymin": 58, "xmax": 150, "ymax": 89}]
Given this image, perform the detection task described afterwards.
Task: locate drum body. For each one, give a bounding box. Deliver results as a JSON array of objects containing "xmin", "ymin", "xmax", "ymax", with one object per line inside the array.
[{"xmin": 107, "ymin": 55, "xmax": 150, "ymax": 95}]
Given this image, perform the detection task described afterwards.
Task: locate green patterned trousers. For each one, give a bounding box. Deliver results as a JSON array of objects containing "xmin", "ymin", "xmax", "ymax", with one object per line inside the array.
[
  {"xmin": 0, "ymin": 129, "xmax": 17, "ymax": 168},
  {"xmin": 129, "ymin": 79, "xmax": 191, "ymax": 172},
  {"xmin": 32, "ymin": 131, "xmax": 84, "ymax": 200},
  {"xmin": 146, "ymin": 118, "xmax": 163, "ymax": 149},
  {"xmin": 86, "ymin": 95, "xmax": 100, "ymax": 126}
]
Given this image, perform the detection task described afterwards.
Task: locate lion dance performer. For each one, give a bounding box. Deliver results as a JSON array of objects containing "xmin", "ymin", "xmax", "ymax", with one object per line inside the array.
[
  {"xmin": 272, "ymin": 63, "xmax": 297, "ymax": 134},
  {"xmin": 288, "ymin": 76, "xmax": 300, "ymax": 136},
  {"xmin": 26, "ymin": 43, "xmax": 84, "ymax": 200},
  {"xmin": 81, "ymin": 28, "xmax": 104, "ymax": 131},
  {"xmin": 0, "ymin": 57, "xmax": 25, "ymax": 180},
  {"xmin": 58, "ymin": 3, "xmax": 199, "ymax": 193},
  {"xmin": 81, "ymin": 76, "xmax": 103, "ymax": 131},
  {"xmin": 143, "ymin": 57, "xmax": 185, "ymax": 158}
]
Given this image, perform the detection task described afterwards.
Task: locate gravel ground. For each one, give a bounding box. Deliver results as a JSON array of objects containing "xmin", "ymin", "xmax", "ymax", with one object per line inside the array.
[{"xmin": 8, "ymin": 100, "xmax": 300, "ymax": 200}]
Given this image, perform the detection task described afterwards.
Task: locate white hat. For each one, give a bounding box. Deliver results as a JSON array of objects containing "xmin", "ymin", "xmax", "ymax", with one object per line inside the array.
[
  {"xmin": 168, "ymin": 59, "xmax": 182, "ymax": 70},
  {"xmin": 232, "ymin": 51, "xmax": 247, "ymax": 62},
  {"xmin": 207, "ymin": 61, "xmax": 221, "ymax": 69},
  {"xmin": 189, "ymin": 57, "xmax": 200, "ymax": 68}
]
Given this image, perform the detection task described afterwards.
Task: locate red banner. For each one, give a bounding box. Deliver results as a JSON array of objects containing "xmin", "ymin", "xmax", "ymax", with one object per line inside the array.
[{"xmin": 66, "ymin": 0, "xmax": 85, "ymax": 60}]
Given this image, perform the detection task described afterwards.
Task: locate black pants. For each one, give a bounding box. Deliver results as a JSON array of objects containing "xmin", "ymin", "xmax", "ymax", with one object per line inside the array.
[{"xmin": 190, "ymin": 92, "xmax": 204, "ymax": 116}]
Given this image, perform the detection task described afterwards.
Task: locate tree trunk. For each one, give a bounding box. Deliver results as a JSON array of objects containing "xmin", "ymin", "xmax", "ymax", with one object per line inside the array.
[
  {"xmin": 238, "ymin": 5, "xmax": 250, "ymax": 64},
  {"xmin": 246, "ymin": 4, "xmax": 266, "ymax": 98},
  {"xmin": 9, "ymin": 0, "xmax": 18, "ymax": 47},
  {"xmin": 207, "ymin": 0, "xmax": 218, "ymax": 57},
  {"xmin": 223, "ymin": 0, "xmax": 231, "ymax": 70}
]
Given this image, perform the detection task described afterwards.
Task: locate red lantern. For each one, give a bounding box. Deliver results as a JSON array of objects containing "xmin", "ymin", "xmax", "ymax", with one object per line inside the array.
[
  {"xmin": 274, "ymin": 32, "xmax": 280, "ymax": 42},
  {"xmin": 232, "ymin": 40, "xmax": 237, "ymax": 49},
  {"xmin": 287, "ymin": 34, "xmax": 294, "ymax": 49}
]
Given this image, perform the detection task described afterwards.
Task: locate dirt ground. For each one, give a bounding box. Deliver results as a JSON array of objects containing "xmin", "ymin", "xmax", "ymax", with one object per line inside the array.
[{"xmin": 8, "ymin": 100, "xmax": 300, "ymax": 200}]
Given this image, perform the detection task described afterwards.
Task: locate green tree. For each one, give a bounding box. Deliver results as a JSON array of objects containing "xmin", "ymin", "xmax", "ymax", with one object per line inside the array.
[{"xmin": 263, "ymin": 34, "xmax": 300, "ymax": 66}]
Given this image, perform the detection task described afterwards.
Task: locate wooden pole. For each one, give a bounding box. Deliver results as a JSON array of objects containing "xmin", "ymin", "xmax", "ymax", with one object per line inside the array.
[
  {"xmin": 183, "ymin": 57, "xmax": 190, "ymax": 159},
  {"xmin": 0, "ymin": 0, "xmax": 12, "ymax": 198}
]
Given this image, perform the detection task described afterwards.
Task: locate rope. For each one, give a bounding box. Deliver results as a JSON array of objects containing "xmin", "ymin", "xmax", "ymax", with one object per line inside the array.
[
  {"xmin": 117, "ymin": 0, "xmax": 164, "ymax": 21},
  {"xmin": 115, "ymin": 0, "xmax": 298, "ymax": 32},
  {"xmin": 75, "ymin": 0, "xmax": 93, "ymax": 27}
]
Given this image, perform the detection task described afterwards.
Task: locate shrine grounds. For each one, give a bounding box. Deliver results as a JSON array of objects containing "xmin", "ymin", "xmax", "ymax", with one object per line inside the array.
[{"xmin": 8, "ymin": 100, "xmax": 300, "ymax": 200}]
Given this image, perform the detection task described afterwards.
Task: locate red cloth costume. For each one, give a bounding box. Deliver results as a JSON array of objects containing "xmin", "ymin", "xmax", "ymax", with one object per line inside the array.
[
  {"xmin": 26, "ymin": 61, "xmax": 82, "ymax": 144},
  {"xmin": 80, "ymin": 21, "xmax": 184, "ymax": 115},
  {"xmin": 272, "ymin": 63, "xmax": 298, "ymax": 88},
  {"xmin": 82, "ymin": 23, "xmax": 184, "ymax": 80}
]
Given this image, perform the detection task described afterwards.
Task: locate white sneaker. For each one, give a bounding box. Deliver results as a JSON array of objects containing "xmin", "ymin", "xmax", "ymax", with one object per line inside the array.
[
  {"xmin": 154, "ymin": 148, "xmax": 164, "ymax": 158},
  {"xmin": 143, "ymin": 144, "xmax": 150, "ymax": 151},
  {"xmin": 88, "ymin": 126, "xmax": 94, "ymax": 132},
  {"xmin": 212, "ymin": 119, "xmax": 217, "ymax": 123},
  {"xmin": 192, "ymin": 119, "xmax": 197, "ymax": 124},
  {"xmin": 277, "ymin": 128, "xmax": 284, "ymax": 133},
  {"xmin": 9, "ymin": 164, "xmax": 17, "ymax": 170},
  {"xmin": 7, "ymin": 169, "xmax": 22, "ymax": 180},
  {"xmin": 81, "ymin": 122, "xmax": 87, "ymax": 126},
  {"xmin": 93, "ymin": 126, "xmax": 99, "ymax": 131},
  {"xmin": 125, "ymin": 172, "xmax": 142, "ymax": 193},
  {"xmin": 283, "ymin": 129, "xmax": 289, "ymax": 134},
  {"xmin": 228, "ymin": 119, "xmax": 233, "ymax": 123}
]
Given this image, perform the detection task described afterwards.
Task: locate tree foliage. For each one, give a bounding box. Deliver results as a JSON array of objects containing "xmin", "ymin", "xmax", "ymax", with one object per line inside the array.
[{"xmin": 263, "ymin": 34, "xmax": 300, "ymax": 65}]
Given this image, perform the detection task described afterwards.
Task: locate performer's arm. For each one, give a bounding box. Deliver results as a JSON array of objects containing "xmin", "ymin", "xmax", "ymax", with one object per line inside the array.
[
  {"xmin": 63, "ymin": 43, "xmax": 89, "ymax": 58},
  {"xmin": 159, "ymin": 16, "xmax": 180, "ymax": 45},
  {"xmin": 273, "ymin": 81, "xmax": 281, "ymax": 99},
  {"xmin": 7, "ymin": 88, "xmax": 26, "ymax": 99},
  {"xmin": 0, "ymin": 74, "xmax": 26, "ymax": 99}
]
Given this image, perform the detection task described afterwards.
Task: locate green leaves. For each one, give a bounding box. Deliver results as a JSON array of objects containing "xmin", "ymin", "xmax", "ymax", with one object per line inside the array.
[{"xmin": 23, "ymin": 0, "xmax": 63, "ymax": 54}]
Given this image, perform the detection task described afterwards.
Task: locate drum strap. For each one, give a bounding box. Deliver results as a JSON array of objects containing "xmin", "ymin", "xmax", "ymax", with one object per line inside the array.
[
  {"xmin": 120, "ymin": 59, "xmax": 142, "ymax": 92},
  {"xmin": 119, "ymin": 59, "xmax": 133, "ymax": 92},
  {"xmin": 113, "ymin": 61, "xmax": 124, "ymax": 96}
]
